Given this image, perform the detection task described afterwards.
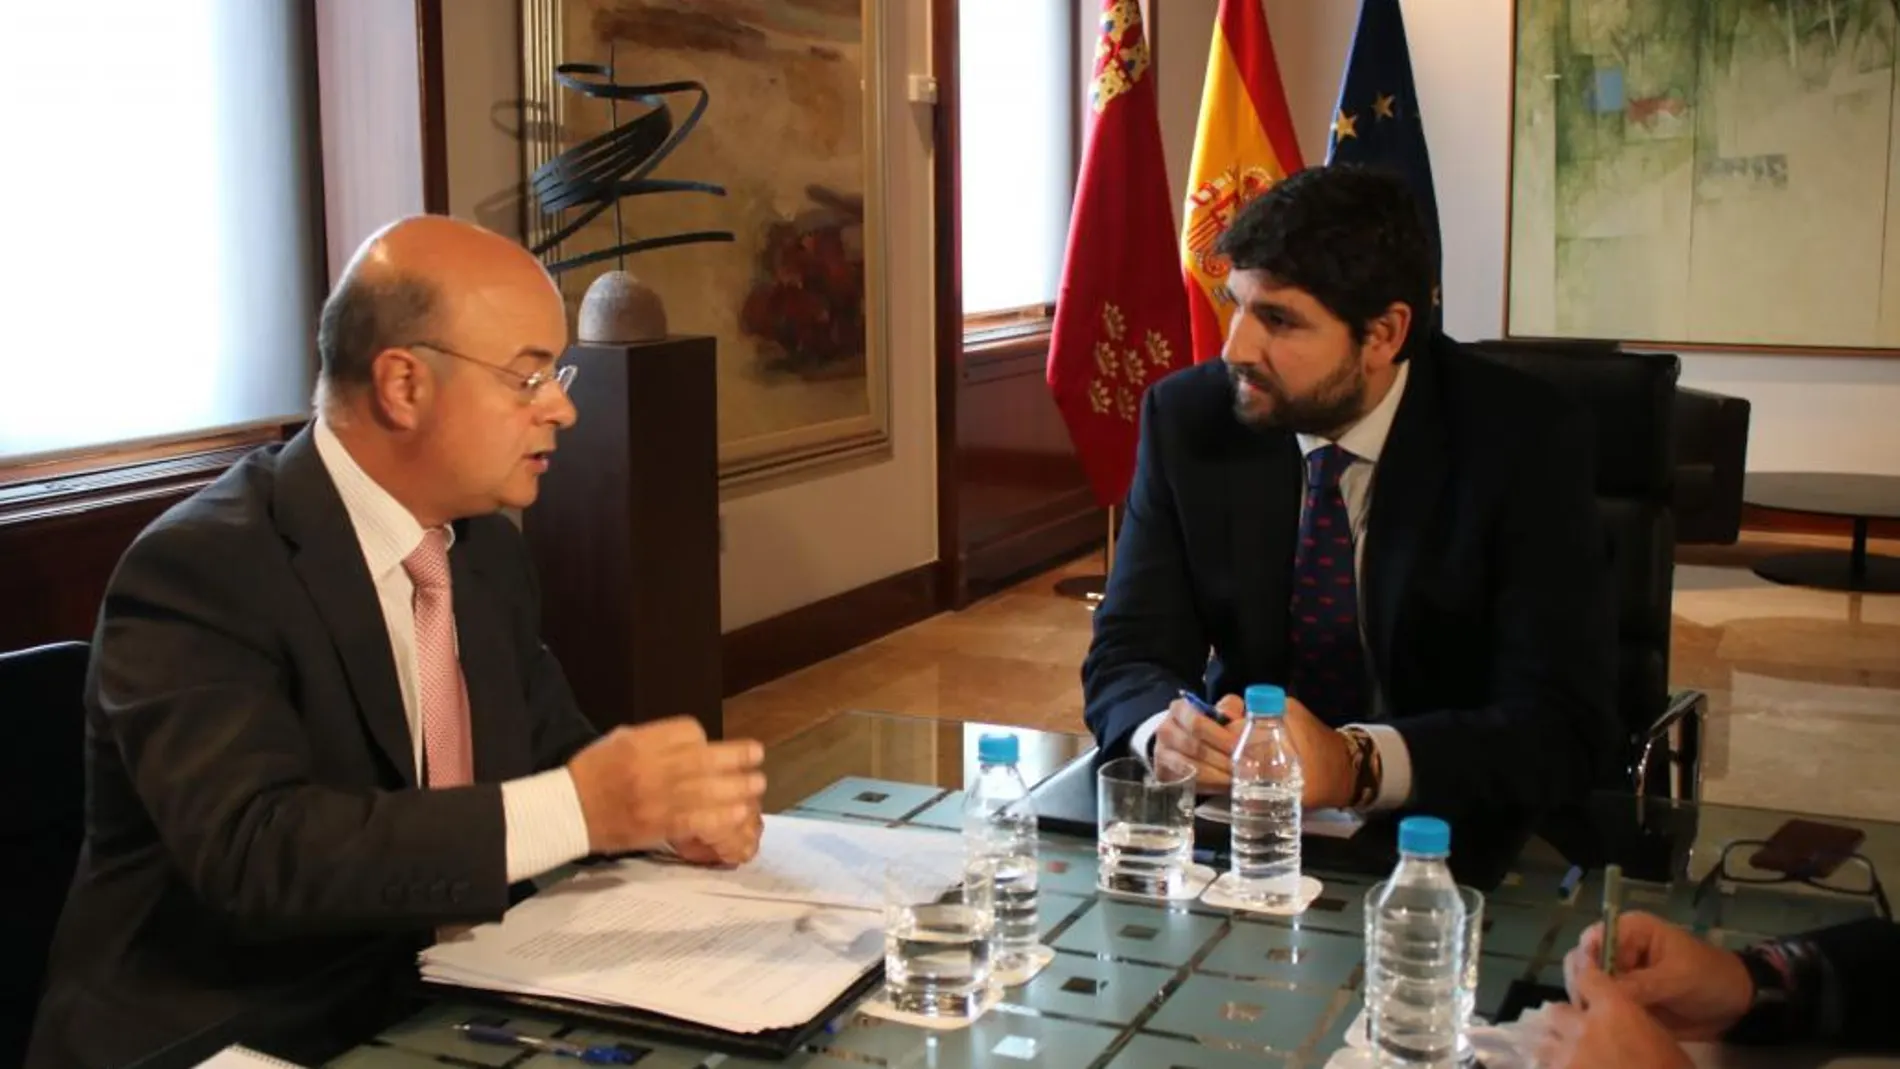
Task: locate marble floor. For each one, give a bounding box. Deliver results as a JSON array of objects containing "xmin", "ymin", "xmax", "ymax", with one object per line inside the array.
[{"xmin": 725, "ymin": 531, "xmax": 1900, "ymax": 826}]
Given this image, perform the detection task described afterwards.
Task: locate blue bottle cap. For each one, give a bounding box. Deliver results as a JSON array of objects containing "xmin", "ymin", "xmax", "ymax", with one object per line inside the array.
[
  {"xmin": 1398, "ymin": 816, "xmax": 1452, "ymax": 857},
  {"xmin": 1244, "ymin": 684, "xmax": 1286, "ymax": 718},
  {"xmin": 977, "ymin": 733, "xmax": 1020, "ymax": 766}
]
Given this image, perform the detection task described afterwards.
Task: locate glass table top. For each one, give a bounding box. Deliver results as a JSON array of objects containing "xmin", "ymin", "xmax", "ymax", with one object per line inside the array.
[{"xmin": 169, "ymin": 711, "xmax": 1898, "ymax": 1069}]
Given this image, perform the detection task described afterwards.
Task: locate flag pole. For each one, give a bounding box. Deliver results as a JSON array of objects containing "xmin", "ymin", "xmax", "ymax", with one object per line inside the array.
[{"xmin": 1054, "ymin": 506, "xmax": 1116, "ymax": 609}]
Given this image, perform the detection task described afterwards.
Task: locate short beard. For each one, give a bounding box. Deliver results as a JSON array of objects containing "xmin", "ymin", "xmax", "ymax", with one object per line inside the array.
[{"xmin": 1228, "ymin": 349, "xmax": 1370, "ymax": 436}]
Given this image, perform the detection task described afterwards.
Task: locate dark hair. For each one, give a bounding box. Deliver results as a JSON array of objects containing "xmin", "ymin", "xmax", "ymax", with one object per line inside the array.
[
  {"xmin": 1214, "ymin": 165, "xmax": 1433, "ymax": 352},
  {"xmin": 315, "ymin": 271, "xmax": 440, "ymax": 393}
]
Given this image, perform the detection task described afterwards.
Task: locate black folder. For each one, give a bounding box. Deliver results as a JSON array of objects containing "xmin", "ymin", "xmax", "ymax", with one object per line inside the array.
[{"xmin": 418, "ymin": 961, "xmax": 885, "ymax": 1062}]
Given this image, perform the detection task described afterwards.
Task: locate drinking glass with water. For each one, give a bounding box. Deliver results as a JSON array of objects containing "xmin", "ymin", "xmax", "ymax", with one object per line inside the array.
[
  {"xmin": 883, "ymin": 858, "xmax": 996, "ymax": 1017},
  {"xmin": 1096, "ymin": 755, "xmax": 1196, "ymax": 897},
  {"xmin": 1363, "ymin": 817, "xmax": 1472, "ymax": 1068}
]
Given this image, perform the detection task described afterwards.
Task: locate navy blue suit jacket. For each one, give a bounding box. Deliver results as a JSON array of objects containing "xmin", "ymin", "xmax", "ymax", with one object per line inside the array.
[{"xmin": 1082, "ymin": 335, "xmax": 1618, "ymax": 815}]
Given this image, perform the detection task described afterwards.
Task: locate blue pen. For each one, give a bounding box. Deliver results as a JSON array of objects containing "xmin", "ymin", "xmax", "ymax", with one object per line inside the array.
[
  {"xmin": 1177, "ymin": 689, "xmax": 1231, "ymax": 726},
  {"xmin": 454, "ymin": 1023, "xmax": 639, "ymax": 1064},
  {"xmin": 1557, "ymin": 864, "xmax": 1584, "ymax": 901}
]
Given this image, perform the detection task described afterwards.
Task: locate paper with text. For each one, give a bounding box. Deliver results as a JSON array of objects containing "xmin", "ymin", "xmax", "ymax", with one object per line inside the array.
[
  {"xmin": 421, "ymin": 816, "xmax": 966, "ymax": 1034},
  {"xmin": 625, "ymin": 815, "xmax": 965, "ymax": 909},
  {"xmin": 190, "ymin": 1047, "xmax": 307, "ymax": 1069}
]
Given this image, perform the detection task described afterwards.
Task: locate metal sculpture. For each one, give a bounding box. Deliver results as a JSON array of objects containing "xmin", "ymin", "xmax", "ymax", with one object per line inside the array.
[{"xmin": 528, "ymin": 61, "xmax": 734, "ymax": 277}]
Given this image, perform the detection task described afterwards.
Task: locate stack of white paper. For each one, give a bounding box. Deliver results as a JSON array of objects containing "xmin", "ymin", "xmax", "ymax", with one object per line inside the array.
[{"xmin": 420, "ymin": 815, "xmax": 965, "ymax": 1034}]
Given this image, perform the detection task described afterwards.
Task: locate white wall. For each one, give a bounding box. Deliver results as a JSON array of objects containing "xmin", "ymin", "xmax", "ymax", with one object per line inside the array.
[
  {"xmin": 1156, "ymin": 0, "xmax": 1900, "ymax": 475},
  {"xmin": 314, "ymin": 0, "xmax": 425, "ymax": 281},
  {"xmin": 440, "ymin": 0, "xmax": 524, "ymax": 241},
  {"xmin": 440, "ymin": 3, "xmax": 938, "ymax": 632}
]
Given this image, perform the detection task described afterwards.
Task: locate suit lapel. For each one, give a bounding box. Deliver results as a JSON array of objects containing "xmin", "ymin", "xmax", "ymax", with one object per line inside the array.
[
  {"xmin": 1229, "ymin": 426, "xmax": 1302, "ymax": 676},
  {"xmin": 1363, "ymin": 344, "xmax": 1449, "ymax": 684},
  {"xmin": 273, "ymin": 430, "xmax": 417, "ymax": 788},
  {"xmin": 449, "ymin": 528, "xmax": 529, "ymax": 783}
]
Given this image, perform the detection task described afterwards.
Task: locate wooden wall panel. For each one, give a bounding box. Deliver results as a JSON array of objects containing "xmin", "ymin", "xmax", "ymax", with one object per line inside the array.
[{"xmin": 952, "ymin": 340, "xmax": 1103, "ymax": 602}]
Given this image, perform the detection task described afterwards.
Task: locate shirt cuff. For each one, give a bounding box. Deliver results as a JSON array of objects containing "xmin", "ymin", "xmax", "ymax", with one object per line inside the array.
[
  {"xmin": 1348, "ymin": 723, "xmax": 1413, "ymax": 811},
  {"xmin": 1130, "ymin": 709, "xmax": 1170, "ymax": 768},
  {"xmin": 501, "ymin": 768, "xmax": 592, "ymax": 883}
]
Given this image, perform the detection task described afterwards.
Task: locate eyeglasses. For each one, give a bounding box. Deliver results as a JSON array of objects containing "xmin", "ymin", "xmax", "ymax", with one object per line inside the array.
[
  {"xmin": 1693, "ymin": 839, "xmax": 1892, "ymax": 922},
  {"xmin": 404, "ymin": 341, "xmax": 577, "ymax": 403}
]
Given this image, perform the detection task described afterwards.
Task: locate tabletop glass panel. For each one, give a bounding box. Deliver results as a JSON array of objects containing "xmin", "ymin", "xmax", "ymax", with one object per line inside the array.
[{"xmin": 168, "ymin": 711, "xmax": 1897, "ymax": 1069}]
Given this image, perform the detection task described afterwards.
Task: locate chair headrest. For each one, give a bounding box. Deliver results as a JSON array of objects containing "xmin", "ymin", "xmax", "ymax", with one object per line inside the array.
[{"xmin": 1471, "ymin": 342, "xmax": 1679, "ymax": 500}]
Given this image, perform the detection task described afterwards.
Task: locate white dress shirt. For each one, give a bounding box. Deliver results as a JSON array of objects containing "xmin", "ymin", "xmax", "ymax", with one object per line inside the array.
[
  {"xmin": 313, "ymin": 419, "xmax": 592, "ymax": 883},
  {"xmin": 1131, "ymin": 360, "xmax": 1416, "ymax": 810}
]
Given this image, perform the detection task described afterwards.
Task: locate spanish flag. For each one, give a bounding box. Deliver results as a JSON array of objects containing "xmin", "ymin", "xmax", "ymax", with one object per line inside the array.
[{"xmin": 1179, "ymin": 0, "xmax": 1305, "ymax": 363}]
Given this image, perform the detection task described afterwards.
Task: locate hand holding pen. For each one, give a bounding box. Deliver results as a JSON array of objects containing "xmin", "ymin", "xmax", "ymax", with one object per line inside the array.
[
  {"xmin": 1562, "ymin": 908, "xmax": 1757, "ymax": 1041},
  {"xmin": 1154, "ymin": 690, "xmax": 1244, "ymax": 788}
]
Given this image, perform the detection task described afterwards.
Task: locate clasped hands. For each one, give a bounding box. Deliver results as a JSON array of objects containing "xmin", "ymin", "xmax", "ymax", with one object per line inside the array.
[
  {"xmin": 566, "ymin": 716, "xmax": 767, "ymax": 866},
  {"xmin": 1153, "ymin": 693, "xmax": 1359, "ymax": 808}
]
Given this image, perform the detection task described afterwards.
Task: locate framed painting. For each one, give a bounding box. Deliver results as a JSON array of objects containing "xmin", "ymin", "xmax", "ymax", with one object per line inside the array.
[
  {"xmin": 1507, "ymin": 0, "xmax": 1900, "ymax": 354},
  {"xmin": 522, "ymin": 0, "xmax": 892, "ymax": 486}
]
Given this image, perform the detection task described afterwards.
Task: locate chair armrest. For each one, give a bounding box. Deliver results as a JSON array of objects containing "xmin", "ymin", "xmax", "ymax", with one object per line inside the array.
[{"xmin": 1635, "ymin": 690, "xmax": 1706, "ymax": 804}]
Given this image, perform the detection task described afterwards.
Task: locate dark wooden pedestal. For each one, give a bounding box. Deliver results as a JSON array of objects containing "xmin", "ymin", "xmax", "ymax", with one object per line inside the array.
[{"xmin": 524, "ymin": 337, "xmax": 722, "ymax": 738}]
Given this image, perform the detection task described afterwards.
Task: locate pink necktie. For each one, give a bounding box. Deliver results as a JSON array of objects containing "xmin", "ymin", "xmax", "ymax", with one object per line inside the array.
[{"xmin": 404, "ymin": 529, "xmax": 474, "ymax": 787}]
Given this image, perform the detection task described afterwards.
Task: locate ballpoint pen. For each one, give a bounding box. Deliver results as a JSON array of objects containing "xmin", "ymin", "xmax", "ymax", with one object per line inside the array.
[
  {"xmin": 1176, "ymin": 689, "xmax": 1231, "ymax": 726},
  {"xmin": 454, "ymin": 1022, "xmax": 641, "ymax": 1064},
  {"xmin": 1600, "ymin": 864, "xmax": 1624, "ymax": 976}
]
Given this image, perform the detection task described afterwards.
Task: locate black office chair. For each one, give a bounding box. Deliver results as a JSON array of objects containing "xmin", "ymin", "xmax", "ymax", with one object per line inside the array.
[
  {"xmin": 1468, "ymin": 338, "xmax": 1751, "ymax": 546},
  {"xmin": 1468, "ymin": 344, "xmax": 1703, "ymax": 804},
  {"xmin": 0, "ymin": 641, "xmax": 89, "ymax": 1067}
]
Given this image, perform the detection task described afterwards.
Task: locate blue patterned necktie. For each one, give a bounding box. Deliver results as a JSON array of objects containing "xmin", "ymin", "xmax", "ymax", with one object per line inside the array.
[{"xmin": 1288, "ymin": 444, "xmax": 1370, "ymax": 726}]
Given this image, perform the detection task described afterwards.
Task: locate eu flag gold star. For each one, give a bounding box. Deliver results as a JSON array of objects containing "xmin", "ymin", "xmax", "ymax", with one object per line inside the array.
[
  {"xmin": 1333, "ymin": 110, "xmax": 1358, "ymax": 141},
  {"xmin": 1373, "ymin": 93, "xmax": 1397, "ymax": 119}
]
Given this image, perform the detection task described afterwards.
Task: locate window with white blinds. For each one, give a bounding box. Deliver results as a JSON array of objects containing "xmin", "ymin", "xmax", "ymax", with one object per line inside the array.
[
  {"xmin": 0, "ymin": 2, "xmax": 320, "ymax": 463},
  {"xmin": 958, "ymin": 0, "xmax": 1078, "ymax": 320}
]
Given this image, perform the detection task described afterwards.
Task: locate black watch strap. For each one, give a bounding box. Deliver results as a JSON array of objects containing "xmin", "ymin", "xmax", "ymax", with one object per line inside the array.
[{"xmin": 1724, "ymin": 945, "xmax": 1796, "ymax": 1045}]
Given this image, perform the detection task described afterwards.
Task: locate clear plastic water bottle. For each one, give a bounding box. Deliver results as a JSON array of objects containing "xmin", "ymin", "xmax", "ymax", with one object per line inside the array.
[
  {"xmin": 1230, "ymin": 684, "xmax": 1303, "ymax": 905},
  {"xmin": 1366, "ymin": 816, "xmax": 1468, "ymax": 1068},
  {"xmin": 962, "ymin": 733, "xmax": 1039, "ymax": 975}
]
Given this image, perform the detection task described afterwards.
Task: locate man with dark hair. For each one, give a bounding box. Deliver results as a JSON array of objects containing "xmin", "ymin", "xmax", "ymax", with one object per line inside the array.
[
  {"xmin": 29, "ymin": 217, "xmax": 767, "ymax": 1069},
  {"xmin": 1083, "ymin": 165, "xmax": 1617, "ymax": 815}
]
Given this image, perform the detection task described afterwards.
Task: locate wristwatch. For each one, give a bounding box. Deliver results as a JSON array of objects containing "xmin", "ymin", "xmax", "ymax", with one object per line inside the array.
[
  {"xmin": 1339, "ymin": 726, "xmax": 1384, "ymax": 810},
  {"xmin": 1723, "ymin": 944, "xmax": 1796, "ymax": 1045}
]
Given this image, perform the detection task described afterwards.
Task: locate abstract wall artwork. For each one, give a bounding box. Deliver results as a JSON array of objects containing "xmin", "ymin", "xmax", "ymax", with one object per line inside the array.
[
  {"xmin": 524, "ymin": 0, "xmax": 890, "ymax": 485},
  {"xmin": 1509, "ymin": 0, "xmax": 1900, "ymax": 351}
]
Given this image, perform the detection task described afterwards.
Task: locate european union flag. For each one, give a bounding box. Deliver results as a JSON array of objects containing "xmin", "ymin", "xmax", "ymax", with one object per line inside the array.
[{"xmin": 1327, "ymin": 0, "xmax": 1440, "ymax": 320}]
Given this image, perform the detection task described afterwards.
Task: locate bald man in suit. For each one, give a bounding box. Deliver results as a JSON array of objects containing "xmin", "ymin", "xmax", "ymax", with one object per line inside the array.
[{"xmin": 30, "ymin": 218, "xmax": 766, "ymax": 1069}]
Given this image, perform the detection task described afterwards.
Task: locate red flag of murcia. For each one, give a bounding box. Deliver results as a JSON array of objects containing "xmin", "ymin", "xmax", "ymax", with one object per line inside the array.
[{"xmin": 1045, "ymin": 0, "xmax": 1193, "ymax": 508}]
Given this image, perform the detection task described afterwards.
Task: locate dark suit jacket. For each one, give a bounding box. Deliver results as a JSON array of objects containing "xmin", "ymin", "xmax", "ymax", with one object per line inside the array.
[
  {"xmin": 1083, "ymin": 335, "xmax": 1618, "ymax": 815},
  {"xmin": 27, "ymin": 429, "xmax": 599, "ymax": 1069},
  {"xmin": 1793, "ymin": 918, "xmax": 1900, "ymax": 1050}
]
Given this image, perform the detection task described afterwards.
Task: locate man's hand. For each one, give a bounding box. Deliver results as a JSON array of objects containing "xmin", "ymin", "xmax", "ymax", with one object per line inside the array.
[
  {"xmin": 1526, "ymin": 961, "xmax": 1694, "ymax": 1069},
  {"xmin": 669, "ymin": 806, "xmax": 764, "ymax": 867},
  {"xmin": 566, "ymin": 717, "xmax": 766, "ymax": 855},
  {"xmin": 1280, "ymin": 697, "xmax": 1357, "ymax": 809},
  {"xmin": 1564, "ymin": 911, "xmax": 1755, "ymax": 1040},
  {"xmin": 1155, "ymin": 695, "xmax": 1244, "ymax": 788}
]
